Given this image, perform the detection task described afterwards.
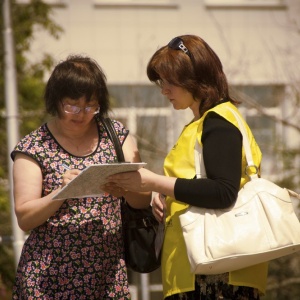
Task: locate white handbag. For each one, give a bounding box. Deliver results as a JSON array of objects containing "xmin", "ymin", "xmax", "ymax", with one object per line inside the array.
[{"xmin": 179, "ymin": 108, "xmax": 300, "ymax": 275}]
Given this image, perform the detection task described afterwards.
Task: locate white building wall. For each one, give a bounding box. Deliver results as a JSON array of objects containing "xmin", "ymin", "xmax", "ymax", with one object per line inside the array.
[
  {"xmin": 25, "ymin": 0, "xmax": 300, "ymax": 146},
  {"xmin": 27, "ymin": 0, "xmax": 300, "ymax": 85},
  {"xmin": 24, "ymin": 0, "xmax": 300, "ymax": 173}
]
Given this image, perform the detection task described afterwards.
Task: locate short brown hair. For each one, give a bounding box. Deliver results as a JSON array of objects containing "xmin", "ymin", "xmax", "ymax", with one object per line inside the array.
[
  {"xmin": 147, "ymin": 35, "xmax": 238, "ymax": 117},
  {"xmin": 45, "ymin": 55, "xmax": 110, "ymax": 118}
]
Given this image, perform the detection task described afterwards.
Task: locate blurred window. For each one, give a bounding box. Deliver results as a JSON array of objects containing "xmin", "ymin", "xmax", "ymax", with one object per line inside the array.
[
  {"xmin": 93, "ymin": 0, "xmax": 177, "ymax": 8},
  {"xmin": 204, "ymin": 0, "xmax": 285, "ymax": 8}
]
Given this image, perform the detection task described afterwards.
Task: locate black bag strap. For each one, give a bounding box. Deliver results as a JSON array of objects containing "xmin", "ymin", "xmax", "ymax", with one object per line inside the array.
[{"xmin": 102, "ymin": 118, "xmax": 125, "ymax": 163}]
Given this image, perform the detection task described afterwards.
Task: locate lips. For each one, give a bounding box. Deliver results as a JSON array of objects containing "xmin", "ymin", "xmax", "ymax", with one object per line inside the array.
[{"xmin": 71, "ymin": 119, "xmax": 85, "ymax": 125}]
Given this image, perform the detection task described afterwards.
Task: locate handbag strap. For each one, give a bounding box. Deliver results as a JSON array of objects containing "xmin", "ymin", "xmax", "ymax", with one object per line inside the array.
[
  {"xmin": 194, "ymin": 141, "xmax": 206, "ymax": 179},
  {"xmin": 228, "ymin": 108, "xmax": 300, "ymax": 198},
  {"xmin": 194, "ymin": 107, "xmax": 257, "ymax": 179},
  {"xmin": 102, "ymin": 118, "xmax": 128, "ymax": 205},
  {"xmin": 102, "ymin": 118, "xmax": 125, "ymax": 163},
  {"xmin": 195, "ymin": 108, "xmax": 300, "ymax": 199},
  {"xmin": 227, "ymin": 108, "xmax": 256, "ymax": 170}
]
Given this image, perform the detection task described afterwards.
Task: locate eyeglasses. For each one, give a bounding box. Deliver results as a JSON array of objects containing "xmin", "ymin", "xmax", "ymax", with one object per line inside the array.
[
  {"xmin": 63, "ymin": 104, "xmax": 100, "ymax": 115},
  {"xmin": 157, "ymin": 79, "xmax": 172, "ymax": 89},
  {"xmin": 168, "ymin": 37, "xmax": 192, "ymax": 59}
]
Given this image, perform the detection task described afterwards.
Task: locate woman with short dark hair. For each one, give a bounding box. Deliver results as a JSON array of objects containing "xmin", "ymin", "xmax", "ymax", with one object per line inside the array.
[{"xmin": 11, "ymin": 55, "xmax": 151, "ymax": 299}]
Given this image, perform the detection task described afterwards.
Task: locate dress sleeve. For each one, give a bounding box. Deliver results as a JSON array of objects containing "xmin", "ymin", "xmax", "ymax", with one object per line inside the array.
[
  {"xmin": 174, "ymin": 112, "xmax": 242, "ymax": 209},
  {"xmin": 10, "ymin": 125, "xmax": 46, "ymax": 167}
]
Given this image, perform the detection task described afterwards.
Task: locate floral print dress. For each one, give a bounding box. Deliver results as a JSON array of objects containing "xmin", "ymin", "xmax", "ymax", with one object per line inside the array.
[{"xmin": 11, "ymin": 118, "xmax": 131, "ymax": 299}]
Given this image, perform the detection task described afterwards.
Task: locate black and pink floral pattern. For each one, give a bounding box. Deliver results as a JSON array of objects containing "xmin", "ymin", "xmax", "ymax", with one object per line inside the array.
[{"xmin": 11, "ymin": 118, "xmax": 131, "ymax": 299}]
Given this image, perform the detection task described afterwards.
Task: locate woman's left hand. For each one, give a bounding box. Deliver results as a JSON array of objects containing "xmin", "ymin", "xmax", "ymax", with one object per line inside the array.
[{"xmin": 104, "ymin": 168, "xmax": 155, "ymax": 193}]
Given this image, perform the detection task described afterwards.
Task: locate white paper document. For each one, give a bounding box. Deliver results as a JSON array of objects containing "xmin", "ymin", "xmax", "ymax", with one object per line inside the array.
[{"xmin": 52, "ymin": 162, "xmax": 146, "ymax": 200}]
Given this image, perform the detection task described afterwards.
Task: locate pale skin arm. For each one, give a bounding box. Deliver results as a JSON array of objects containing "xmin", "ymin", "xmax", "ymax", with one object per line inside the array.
[
  {"xmin": 102, "ymin": 133, "xmax": 152, "ymax": 209},
  {"xmin": 13, "ymin": 153, "xmax": 80, "ymax": 232}
]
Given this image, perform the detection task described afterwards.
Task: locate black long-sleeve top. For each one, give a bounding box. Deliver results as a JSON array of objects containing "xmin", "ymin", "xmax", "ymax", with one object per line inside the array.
[{"xmin": 174, "ymin": 111, "xmax": 243, "ymax": 209}]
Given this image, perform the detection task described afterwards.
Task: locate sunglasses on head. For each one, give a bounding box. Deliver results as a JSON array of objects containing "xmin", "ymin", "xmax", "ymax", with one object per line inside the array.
[{"xmin": 168, "ymin": 37, "xmax": 192, "ymax": 59}]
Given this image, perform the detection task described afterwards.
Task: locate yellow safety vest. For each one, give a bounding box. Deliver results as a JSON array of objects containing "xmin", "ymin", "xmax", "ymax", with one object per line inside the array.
[{"xmin": 162, "ymin": 102, "xmax": 268, "ymax": 298}]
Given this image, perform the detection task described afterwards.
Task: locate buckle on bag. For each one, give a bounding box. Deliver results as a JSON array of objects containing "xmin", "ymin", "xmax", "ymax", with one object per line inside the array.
[
  {"xmin": 245, "ymin": 165, "xmax": 259, "ymax": 179},
  {"xmin": 142, "ymin": 217, "xmax": 152, "ymax": 228}
]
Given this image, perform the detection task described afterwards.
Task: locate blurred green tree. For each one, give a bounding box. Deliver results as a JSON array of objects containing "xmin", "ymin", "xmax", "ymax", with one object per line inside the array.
[{"xmin": 0, "ymin": 0, "xmax": 62, "ymax": 296}]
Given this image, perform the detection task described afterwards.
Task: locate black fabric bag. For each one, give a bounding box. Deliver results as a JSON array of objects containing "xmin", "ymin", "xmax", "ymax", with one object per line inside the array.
[{"xmin": 102, "ymin": 118, "xmax": 161, "ymax": 273}]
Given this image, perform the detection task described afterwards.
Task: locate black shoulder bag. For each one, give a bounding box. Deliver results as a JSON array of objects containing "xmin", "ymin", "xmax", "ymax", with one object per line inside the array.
[{"xmin": 102, "ymin": 118, "xmax": 161, "ymax": 273}]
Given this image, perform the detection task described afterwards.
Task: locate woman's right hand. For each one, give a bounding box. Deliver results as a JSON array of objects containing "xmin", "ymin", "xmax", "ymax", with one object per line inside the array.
[
  {"xmin": 152, "ymin": 193, "xmax": 166, "ymax": 223},
  {"xmin": 61, "ymin": 169, "xmax": 81, "ymax": 188}
]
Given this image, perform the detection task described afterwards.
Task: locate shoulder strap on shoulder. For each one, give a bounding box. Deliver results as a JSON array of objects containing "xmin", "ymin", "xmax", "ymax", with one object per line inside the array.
[{"xmin": 102, "ymin": 118, "xmax": 125, "ymax": 162}]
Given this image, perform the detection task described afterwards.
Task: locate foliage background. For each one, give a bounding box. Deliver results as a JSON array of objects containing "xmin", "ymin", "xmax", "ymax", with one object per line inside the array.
[{"xmin": 0, "ymin": 0, "xmax": 62, "ymax": 297}]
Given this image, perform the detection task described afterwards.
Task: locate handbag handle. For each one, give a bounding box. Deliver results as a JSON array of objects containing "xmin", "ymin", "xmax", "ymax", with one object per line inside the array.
[
  {"xmin": 102, "ymin": 118, "xmax": 125, "ymax": 162},
  {"xmin": 227, "ymin": 108, "xmax": 257, "ymax": 173},
  {"xmin": 194, "ymin": 142, "xmax": 206, "ymax": 179},
  {"xmin": 228, "ymin": 108, "xmax": 300, "ymax": 198},
  {"xmin": 102, "ymin": 118, "xmax": 128, "ymax": 204},
  {"xmin": 194, "ymin": 107, "xmax": 257, "ymax": 179},
  {"xmin": 195, "ymin": 108, "xmax": 300, "ymax": 199}
]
